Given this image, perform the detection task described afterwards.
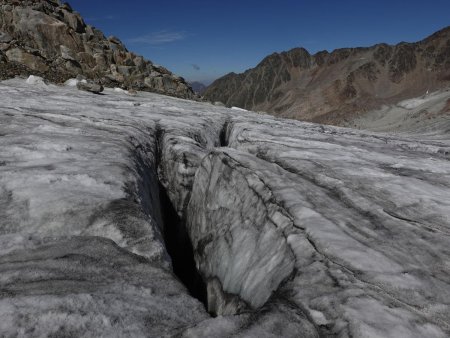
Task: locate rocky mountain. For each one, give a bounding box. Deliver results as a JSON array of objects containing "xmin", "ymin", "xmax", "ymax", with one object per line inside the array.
[
  {"xmin": 0, "ymin": 76, "xmax": 449, "ymax": 337},
  {"xmin": 0, "ymin": 0, "xmax": 194, "ymax": 98},
  {"xmin": 189, "ymin": 81, "xmax": 207, "ymax": 95},
  {"xmin": 204, "ymin": 26, "xmax": 450, "ymax": 125}
]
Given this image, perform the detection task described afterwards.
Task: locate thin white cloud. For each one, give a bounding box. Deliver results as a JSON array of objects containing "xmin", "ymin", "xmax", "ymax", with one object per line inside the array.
[{"xmin": 129, "ymin": 30, "xmax": 186, "ymax": 45}]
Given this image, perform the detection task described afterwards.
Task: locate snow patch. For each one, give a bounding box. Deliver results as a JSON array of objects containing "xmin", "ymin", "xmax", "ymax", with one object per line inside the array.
[
  {"xmin": 64, "ymin": 78, "xmax": 87, "ymax": 87},
  {"xmin": 231, "ymin": 106, "xmax": 248, "ymax": 112},
  {"xmin": 26, "ymin": 75, "xmax": 47, "ymax": 86},
  {"xmin": 397, "ymin": 92, "xmax": 441, "ymax": 110},
  {"xmin": 113, "ymin": 87, "xmax": 128, "ymax": 94},
  {"xmin": 398, "ymin": 98, "xmax": 428, "ymax": 109},
  {"xmin": 64, "ymin": 78, "xmax": 79, "ymax": 87}
]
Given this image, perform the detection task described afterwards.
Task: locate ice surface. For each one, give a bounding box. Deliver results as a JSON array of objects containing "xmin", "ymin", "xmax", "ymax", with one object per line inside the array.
[{"xmin": 0, "ymin": 78, "xmax": 449, "ymax": 337}]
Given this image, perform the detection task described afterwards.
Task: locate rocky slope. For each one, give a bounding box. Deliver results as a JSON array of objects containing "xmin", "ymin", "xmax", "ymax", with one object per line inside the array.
[
  {"xmin": 0, "ymin": 77, "xmax": 449, "ymax": 337},
  {"xmin": 204, "ymin": 26, "xmax": 450, "ymax": 125},
  {"xmin": 0, "ymin": 0, "xmax": 194, "ymax": 98}
]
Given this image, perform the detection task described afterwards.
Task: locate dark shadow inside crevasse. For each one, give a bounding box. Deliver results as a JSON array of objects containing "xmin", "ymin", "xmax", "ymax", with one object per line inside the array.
[
  {"xmin": 219, "ymin": 120, "xmax": 229, "ymax": 147},
  {"xmin": 158, "ymin": 183, "xmax": 208, "ymax": 309}
]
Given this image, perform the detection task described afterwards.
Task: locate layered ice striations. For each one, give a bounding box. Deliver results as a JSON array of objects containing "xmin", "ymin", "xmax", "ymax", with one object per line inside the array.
[
  {"xmin": 187, "ymin": 149, "xmax": 295, "ymax": 313},
  {"xmin": 0, "ymin": 78, "xmax": 449, "ymax": 337}
]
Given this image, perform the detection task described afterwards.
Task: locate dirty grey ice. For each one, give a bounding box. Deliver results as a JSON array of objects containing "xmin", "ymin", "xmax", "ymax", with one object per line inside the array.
[{"xmin": 0, "ymin": 78, "xmax": 450, "ymax": 337}]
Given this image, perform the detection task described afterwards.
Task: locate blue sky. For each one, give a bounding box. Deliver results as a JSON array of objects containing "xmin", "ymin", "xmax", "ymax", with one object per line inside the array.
[{"xmin": 69, "ymin": 0, "xmax": 449, "ymax": 84}]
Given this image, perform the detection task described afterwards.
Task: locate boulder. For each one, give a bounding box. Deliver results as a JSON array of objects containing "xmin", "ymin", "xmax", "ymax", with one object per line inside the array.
[
  {"xmin": 76, "ymin": 51, "xmax": 96, "ymax": 68},
  {"xmin": 60, "ymin": 9, "xmax": 85, "ymax": 33},
  {"xmin": 117, "ymin": 65, "xmax": 134, "ymax": 76},
  {"xmin": 0, "ymin": 31, "xmax": 12, "ymax": 43},
  {"xmin": 92, "ymin": 52, "xmax": 107, "ymax": 69},
  {"xmin": 76, "ymin": 80, "xmax": 103, "ymax": 93},
  {"xmin": 6, "ymin": 48, "xmax": 48, "ymax": 72},
  {"xmin": 107, "ymin": 35, "xmax": 124, "ymax": 47},
  {"xmin": 60, "ymin": 45, "xmax": 76, "ymax": 61},
  {"xmin": 109, "ymin": 64, "xmax": 125, "ymax": 82},
  {"xmin": 13, "ymin": 7, "xmax": 82, "ymax": 56},
  {"xmin": 84, "ymin": 24, "xmax": 95, "ymax": 40},
  {"xmin": 59, "ymin": 2, "xmax": 72, "ymax": 12},
  {"xmin": 64, "ymin": 59, "xmax": 82, "ymax": 74},
  {"xmin": 133, "ymin": 55, "xmax": 145, "ymax": 69},
  {"xmin": 1, "ymin": 4, "xmax": 12, "ymax": 12}
]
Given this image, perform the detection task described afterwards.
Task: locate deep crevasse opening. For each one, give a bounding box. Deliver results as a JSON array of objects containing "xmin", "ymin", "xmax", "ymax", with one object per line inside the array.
[{"xmin": 157, "ymin": 181, "xmax": 209, "ymax": 311}]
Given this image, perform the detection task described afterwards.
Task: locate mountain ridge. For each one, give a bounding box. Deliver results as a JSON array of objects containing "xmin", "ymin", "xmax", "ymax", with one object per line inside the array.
[
  {"xmin": 189, "ymin": 81, "xmax": 207, "ymax": 95},
  {"xmin": 204, "ymin": 26, "xmax": 450, "ymax": 124}
]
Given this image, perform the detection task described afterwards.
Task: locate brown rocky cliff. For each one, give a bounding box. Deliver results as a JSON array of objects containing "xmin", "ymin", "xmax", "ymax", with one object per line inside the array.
[
  {"xmin": 0, "ymin": 0, "xmax": 194, "ymax": 98},
  {"xmin": 204, "ymin": 26, "xmax": 450, "ymax": 124}
]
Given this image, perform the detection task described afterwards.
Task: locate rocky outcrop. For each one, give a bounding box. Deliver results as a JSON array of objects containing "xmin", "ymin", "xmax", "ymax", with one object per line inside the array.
[
  {"xmin": 0, "ymin": 0, "xmax": 194, "ymax": 98},
  {"xmin": 76, "ymin": 79, "xmax": 103, "ymax": 93},
  {"xmin": 204, "ymin": 26, "xmax": 450, "ymax": 125}
]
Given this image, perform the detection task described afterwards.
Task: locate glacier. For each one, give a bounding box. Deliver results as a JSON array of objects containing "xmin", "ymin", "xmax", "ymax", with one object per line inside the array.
[{"xmin": 0, "ymin": 77, "xmax": 449, "ymax": 337}]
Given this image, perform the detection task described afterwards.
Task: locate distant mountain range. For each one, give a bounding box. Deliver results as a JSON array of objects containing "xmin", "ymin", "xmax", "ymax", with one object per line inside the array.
[
  {"xmin": 189, "ymin": 81, "xmax": 207, "ymax": 95},
  {"xmin": 204, "ymin": 26, "xmax": 450, "ymax": 125}
]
